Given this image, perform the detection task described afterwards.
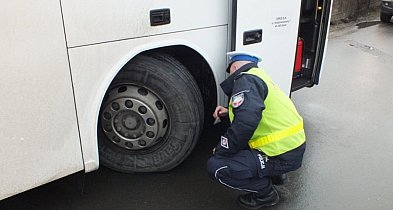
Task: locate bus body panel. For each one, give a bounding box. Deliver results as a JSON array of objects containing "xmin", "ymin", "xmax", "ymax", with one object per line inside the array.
[
  {"xmin": 61, "ymin": 0, "xmax": 229, "ymax": 47},
  {"xmin": 0, "ymin": 0, "xmax": 84, "ymax": 200},
  {"xmin": 67, "ymin": 26, "xmax": 228, "ymax": 172}
]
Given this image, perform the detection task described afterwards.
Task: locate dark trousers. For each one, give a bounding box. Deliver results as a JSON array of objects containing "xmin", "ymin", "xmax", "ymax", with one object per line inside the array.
[{"xmin": 207, "ymin": 143, "xmax": 306, "ymax": 194}]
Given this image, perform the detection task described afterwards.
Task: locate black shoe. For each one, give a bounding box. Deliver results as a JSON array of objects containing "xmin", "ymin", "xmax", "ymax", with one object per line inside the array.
[
  {"xmin": 238, "ymin": 187, "xmax": 279, "ymax": 209},
  {"xmin": 271, "ymin": 173, "xmax": 288, "ymax": 185}
]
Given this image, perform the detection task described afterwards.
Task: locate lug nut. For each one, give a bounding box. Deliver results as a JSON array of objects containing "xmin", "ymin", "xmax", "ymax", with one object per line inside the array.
[
  {"xmin": 103, "ymin": 112, "xmax": 112, "ymax": 120},
  {"xmin": 104, "ymin": 125, "xmax": 113, "ymax": 132},
  {"xmin": 146, "ymin": 131, "xmax": 155, "ymax": 138},
  {"xmin": 125, "ymin": 142, "xmax": 133, "ymax": 148},
  {"xmin": 112, "ymin": 136, "xmax": 121, "ymax": 143},
  {"xmin": 147, "ymin": 118, "xmax": 155, "ymax": 126},
  {"xmin": 138, "ymin": 106, "xmax": 147, "ymax": 114},
  {"xmin": 125, "ymin": 100, "xmax": 133, "ymax": 108},
  {"xmin": 111, "ymin": 102, "xmax": 120, "ymax": 111},
  {"xmin": 139, "ymin": 140, "xmax": 147, "ymax": 146}
]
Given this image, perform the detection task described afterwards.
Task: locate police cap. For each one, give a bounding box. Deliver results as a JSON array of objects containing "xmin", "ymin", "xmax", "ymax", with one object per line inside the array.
[{"xmin": 226, "ymin": 51, "xmax": 262, "ymax": 73}]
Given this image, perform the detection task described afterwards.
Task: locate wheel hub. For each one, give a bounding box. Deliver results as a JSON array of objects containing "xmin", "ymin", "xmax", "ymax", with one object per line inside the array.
[
  {"xmin": 123, "ymin": 115, "xmax": 138, "ymax": 130},
  {"xmin": 100, "ymin": 85, "xmax": 169, "ymax": 150},
  {"xmin": 114, "ymin": 110, "xmax": 146, "ymax": 139}
]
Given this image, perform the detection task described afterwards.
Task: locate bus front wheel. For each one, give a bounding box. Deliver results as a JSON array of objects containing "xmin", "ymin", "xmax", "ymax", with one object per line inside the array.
[{"xmin": 98, "ymin": 53, "xmax": 204, "ymax": 173}]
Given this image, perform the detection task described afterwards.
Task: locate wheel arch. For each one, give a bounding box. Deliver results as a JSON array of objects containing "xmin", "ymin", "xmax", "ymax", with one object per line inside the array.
[
  {"xmin": 140, "ymin": 45, "xmax": 218, "ymax": 127},
  {"xmin": 101, "ymin": 42, "xmax": 219, "ymax": 129}
]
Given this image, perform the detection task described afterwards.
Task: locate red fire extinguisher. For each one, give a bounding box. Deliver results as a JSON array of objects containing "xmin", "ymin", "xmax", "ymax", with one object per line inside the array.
[{"xmin": 293, "ymin": 37, "xmax": 304, "ymax": 78}]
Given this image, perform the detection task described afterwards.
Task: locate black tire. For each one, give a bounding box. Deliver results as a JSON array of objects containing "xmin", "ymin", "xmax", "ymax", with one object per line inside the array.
[
  {"xmin": 98, "ymin": 53, "xmax": 204, "ymax": 173},
  {"xmin": 380, "ymin": 13, "xmax": 392, "ymax": 23}
]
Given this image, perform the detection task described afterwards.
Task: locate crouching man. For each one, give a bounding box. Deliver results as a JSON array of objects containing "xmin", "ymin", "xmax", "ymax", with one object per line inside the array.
[{"xmin": 207, "ymin": 51, "xmax": 306, "ymax": 209}]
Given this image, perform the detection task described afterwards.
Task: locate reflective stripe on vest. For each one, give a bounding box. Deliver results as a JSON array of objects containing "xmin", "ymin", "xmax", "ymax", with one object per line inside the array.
[
  {"xmin": 248, "ymin": 121, "xmax": 303, "ymax": 148},
  {"xmin": 229, "ymin": 68, "xmax": 305, "ymax": 156}
]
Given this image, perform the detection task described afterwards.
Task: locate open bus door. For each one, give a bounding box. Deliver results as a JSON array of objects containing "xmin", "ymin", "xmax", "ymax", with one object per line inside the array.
[
  {"xmin": 292, "ymin": 0, "xmax": 333, "ymax": 91},
  {"xmin": 230, "ymin": 0, "xmax": 333, "ymax": 94}
]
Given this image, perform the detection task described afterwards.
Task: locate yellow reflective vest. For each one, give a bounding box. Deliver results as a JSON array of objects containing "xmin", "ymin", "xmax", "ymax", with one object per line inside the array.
[{"xmin": 229, "ymin": 68, "xmax": 306, "ymax": 156}]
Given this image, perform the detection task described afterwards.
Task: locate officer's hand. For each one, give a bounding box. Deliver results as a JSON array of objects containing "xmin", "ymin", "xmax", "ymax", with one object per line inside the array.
[{"xmin": 213, "ymin": 106, "xmax": 228, "ymax": 118}]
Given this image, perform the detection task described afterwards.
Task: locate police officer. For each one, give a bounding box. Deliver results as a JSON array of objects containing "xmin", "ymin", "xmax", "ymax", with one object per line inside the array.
[{"xmin": 207, "ymin": 51, "xmax": 306, "ymax": 209}]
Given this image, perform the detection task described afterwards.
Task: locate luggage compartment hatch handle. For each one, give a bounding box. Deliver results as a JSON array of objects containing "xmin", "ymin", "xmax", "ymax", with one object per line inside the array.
[
  {"xmin": 150, "ymin": 9, "xmax": 171, "ymax": 26},
  {"xmin": 243, "ymin": 29, "xmax": 263, "ymax": 45}
]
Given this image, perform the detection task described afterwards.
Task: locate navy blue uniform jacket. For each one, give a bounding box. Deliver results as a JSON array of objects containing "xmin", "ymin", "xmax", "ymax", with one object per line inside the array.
[{"xmin": 215, "ymin": 63, "xmax": 268, "ymax": 157}]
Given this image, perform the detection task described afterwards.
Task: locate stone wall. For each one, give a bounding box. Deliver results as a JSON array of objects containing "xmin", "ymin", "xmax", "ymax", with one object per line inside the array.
[{"xmin": 331, "ymin": 0, "xmax": 380, "ymax": 22}]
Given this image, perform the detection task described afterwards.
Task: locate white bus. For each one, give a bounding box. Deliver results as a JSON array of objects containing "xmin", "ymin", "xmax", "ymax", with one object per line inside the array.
[{"xmin": 0, "ymin": 0, "xmax": 332, "ymax": 199}]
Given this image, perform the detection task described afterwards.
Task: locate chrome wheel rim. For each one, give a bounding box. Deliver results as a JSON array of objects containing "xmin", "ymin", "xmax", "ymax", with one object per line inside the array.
[{"xmin": 101, "ymin": 85, "xmax": 169, "ymax": 150}]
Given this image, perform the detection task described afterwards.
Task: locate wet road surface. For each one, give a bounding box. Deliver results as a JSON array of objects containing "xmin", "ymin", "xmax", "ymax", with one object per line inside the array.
[{"xmin": 2, "ymin": 20, "xmax": 393, "ymax": 210}]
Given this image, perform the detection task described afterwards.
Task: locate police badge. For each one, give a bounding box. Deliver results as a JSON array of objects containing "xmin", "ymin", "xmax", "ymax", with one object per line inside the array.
[{"xmin": 232, "ymin": 93, "xmax": 245, "ymax": 108}]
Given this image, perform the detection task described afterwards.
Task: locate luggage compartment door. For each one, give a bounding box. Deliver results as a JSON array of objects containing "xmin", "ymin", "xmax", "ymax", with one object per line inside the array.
[{"xmin": 230, "ymin": 0, "xmax": 302, "ymax": 95}]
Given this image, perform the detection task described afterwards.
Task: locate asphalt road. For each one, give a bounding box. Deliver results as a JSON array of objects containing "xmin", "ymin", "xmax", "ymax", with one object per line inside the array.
[{"xmin": 2, "ymin": 18, "xmax": 393, "ymax": 210}]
